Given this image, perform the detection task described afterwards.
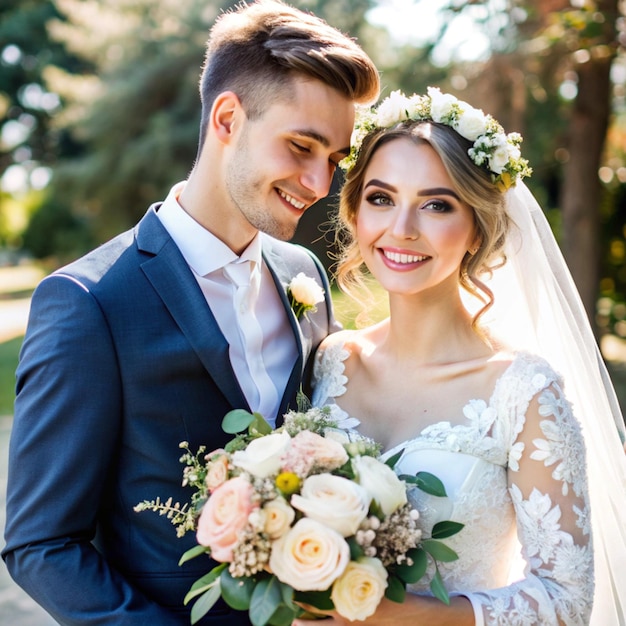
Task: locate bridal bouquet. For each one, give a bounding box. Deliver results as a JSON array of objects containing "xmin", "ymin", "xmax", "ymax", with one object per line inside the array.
[{"xmin": 136, "ymin": 398, "xmax": 463, "ymax": 625}]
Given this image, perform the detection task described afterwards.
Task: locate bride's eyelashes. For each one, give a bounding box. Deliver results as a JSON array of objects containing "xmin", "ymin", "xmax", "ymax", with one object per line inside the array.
[{"xmin": 364, "ymin": 191, "xmax": 454, "ymax": 214}]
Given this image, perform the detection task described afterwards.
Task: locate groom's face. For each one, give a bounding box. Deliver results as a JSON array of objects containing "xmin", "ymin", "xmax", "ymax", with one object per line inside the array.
[{"xmin": 223, "ymin": 77, "xmax": 355, "ymax": 242}]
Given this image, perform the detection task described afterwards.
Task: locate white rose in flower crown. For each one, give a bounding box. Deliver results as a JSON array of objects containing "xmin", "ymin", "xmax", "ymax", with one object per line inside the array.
[
  {"xmin": 375, "ymin": 90, "xmax": 410, "ymax": 127},
  {"xmin": 269, "ymin": 517, "xmax": 350, "ymax": 591},
  {"xmin": 231, "ymin": 431, "xmax": 291, "ymax": 478},
  {"xmin": 288, "ymin": 273, "xmax": 324, "ymax": 307},
  {"xmin": 331, "ymin": 557, "xmax": 388, "ymax": 621},
  {"xmin": 427, "ymin": 87, "xmax": 457, "ymax": 123},
  {"xmin": 352, "ymin": 455, "xmax": 407, "ymax": 516},
  {"xmin": 263, "ymin": 497, "xmax": 295, "ymax": 540},
  {"xmin": 488, "ymin": 139, "xmax": 512, "ymax": 174},
  {"xmin": 291, "ymin": 474, "xmax": 370, "ymax": 537},
  {"xmin": 454, "ymin": 106, "xmax": 488, "ymax": 141}
]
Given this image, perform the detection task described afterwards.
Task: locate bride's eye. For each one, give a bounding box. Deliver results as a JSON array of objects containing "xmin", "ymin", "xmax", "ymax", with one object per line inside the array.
[
  {"xmin": 365, "ymin": 191, "xmax": 393, "ymax": 206},
  {"xmin": 423, "ymin": 199, "xmax": 452, "ymax": 213}
]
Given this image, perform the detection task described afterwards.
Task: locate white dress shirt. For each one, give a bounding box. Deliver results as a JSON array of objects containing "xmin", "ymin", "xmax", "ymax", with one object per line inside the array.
[{"xmin": 156, "ymin": 182, "xmax": 297, "ymax": 425}]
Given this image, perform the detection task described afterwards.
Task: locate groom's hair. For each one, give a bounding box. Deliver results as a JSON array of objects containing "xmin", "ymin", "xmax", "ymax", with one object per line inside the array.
[{"xmin": 196, "ymin": 0, "xmax": 379, "ymax": 151}]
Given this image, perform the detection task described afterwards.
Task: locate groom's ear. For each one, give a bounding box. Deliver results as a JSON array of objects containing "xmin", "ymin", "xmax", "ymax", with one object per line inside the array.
[{"xmin": 211, "ymin": 91, "xmax": 244, "ymax": 144}]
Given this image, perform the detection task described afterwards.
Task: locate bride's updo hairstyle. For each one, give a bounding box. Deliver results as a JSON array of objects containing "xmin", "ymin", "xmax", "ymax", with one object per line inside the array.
[{"xmin": 335, "ymin": 119, "xmax": 511, "ymax": 331}]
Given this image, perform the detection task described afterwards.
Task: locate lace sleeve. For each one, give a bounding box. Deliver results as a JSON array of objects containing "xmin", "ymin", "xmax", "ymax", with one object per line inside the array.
[
  {"xmin": 311, "ymin": 340, "xmax": 349, "ymax": 407},
  {"xmin": 466, "ymin": 376, "xmax": 593, "ymax": 625}
]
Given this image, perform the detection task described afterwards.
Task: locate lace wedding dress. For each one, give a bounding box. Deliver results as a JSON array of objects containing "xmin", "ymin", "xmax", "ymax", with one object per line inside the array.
[{"xmin": 312, "ymin": 342, "xmax": 593, "ymax": 626}]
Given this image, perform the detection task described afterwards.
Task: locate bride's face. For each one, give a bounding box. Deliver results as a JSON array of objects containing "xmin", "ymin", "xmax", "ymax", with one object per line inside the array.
[{"xmin": 355, "ymin": 137, "xmax": 478, "ymax": 297}]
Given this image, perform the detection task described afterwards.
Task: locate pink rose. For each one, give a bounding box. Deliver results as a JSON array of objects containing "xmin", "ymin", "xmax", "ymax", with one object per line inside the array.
[
  {"xmin": 281, "ymin": 431, "xmax": 348, "ymax": 476},
  {"xmin": 196, "ymin": 476, "xmax": 256, "ymax": 562}
]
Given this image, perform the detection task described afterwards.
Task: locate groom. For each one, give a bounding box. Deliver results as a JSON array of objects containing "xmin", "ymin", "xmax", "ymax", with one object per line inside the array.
[{"xmin": 2, "ymin": 1, "xmax": 379, "ymax": 624}]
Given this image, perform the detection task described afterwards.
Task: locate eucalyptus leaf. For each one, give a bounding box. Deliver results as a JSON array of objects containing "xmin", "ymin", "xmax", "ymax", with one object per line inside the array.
[
  {"xmin": 384, "ymin": 575, "xmax": 406, "ymax": 603},
  {"xmin": 347, "ymin": 536, "xmax": 365, "ymax": 561},
  {"xmin": 220, "ymin": 568, "xmax": 255, "ymax": 610},
  {"xmin": 415, "ymin": 471, "xmax": 447, "ymax": 497},
  {"xmin": 432, "ymin": 520, "xmax": 465, "ymax": 539},
  {"xmin": 268, "ymin": 604, "xmax": 299, "ymax": 626},
  {"xmin": 394, "ymin": 547, "xmax": 428, "ymax": 584},
  {"xmin": 250, "ymin": 412, "xmax": 273, "ymax": 436},
  {"xmin": 222, "ymin": 409, "xmax": 256, "ymax": 434},
  {"xmin": 190, "ymin": 582, "xmax": 222, "ymax": 624},
  {"xmin": 422, "ymin": 539, "xmax": 459, "ymax": 562},
  {"xmin": 250, "ymin": 576, "xmax": 283, "ymax": 626},
  {"xmin": 430, "ymin": 569, "xmax": 451, "ymax": 605},
  {"xmin": 184, "ymin": 564, "xmax": 226, "ymax": 604},
  {"xmin": 179, "ymin": 543, "xmax": 210, "ymax": 566}
]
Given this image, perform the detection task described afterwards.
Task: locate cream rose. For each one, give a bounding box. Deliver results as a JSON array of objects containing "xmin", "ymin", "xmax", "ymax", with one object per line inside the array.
[
  {"xmin": 196, "ymin": 475, "xmax": 256, "ymax": 562},
  {"xmin": 352, "ymin": 455, "xmax": 407, "ymax": 516},
  {"xmin": 288, "ymin": 273, "xmax": 324, "ymax": 307},
  {"xmin": 263, "ymin": 497, "xmax": 295, "ymax": 540},
  {"xmin": 269, "ymin": 517, "xmax": 350, "ymax": 591},
  {"xmin": 281, "ymin": 430, "xmax": 348, "ymax": 476},
  {"xmin": 331, "ymin": 557, "xmax": 388, "ymax": 621},
  {"xmin": 290, "ymin": 474, "xmax": 370, "ymax": 537},
  {"xmin": 231, "ymin": 431, "xmax": 291, "ymax": 478}
]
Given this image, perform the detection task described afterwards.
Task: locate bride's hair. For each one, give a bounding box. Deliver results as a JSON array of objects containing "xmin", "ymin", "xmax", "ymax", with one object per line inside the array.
[{"xmin": 334, "ymin": 120, "xmax": 512, "ymax": 331}]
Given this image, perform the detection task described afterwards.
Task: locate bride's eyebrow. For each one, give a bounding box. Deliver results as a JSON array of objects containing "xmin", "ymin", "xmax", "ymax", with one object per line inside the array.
[
  {"xmin": 418, "ymin": 187, "xmax": 460, "ymax": 200},
  {"xmin": 364, "ymin": 179, "xmax": 396, "ymax": 191}
]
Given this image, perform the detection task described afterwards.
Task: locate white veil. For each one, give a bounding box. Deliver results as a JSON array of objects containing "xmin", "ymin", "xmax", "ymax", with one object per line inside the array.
[{"xmin": 481, "ymin": 182, "xmax": 626, "ymax": 624}]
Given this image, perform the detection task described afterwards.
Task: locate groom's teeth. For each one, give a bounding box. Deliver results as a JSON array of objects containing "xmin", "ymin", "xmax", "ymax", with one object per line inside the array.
[
  {"xmin": 278, "ymin": 190, "xmax": 305, "ymax": 210},
  {"xmin": 384, "ymin": 250, "xmax": 427, "ymax": 264}
]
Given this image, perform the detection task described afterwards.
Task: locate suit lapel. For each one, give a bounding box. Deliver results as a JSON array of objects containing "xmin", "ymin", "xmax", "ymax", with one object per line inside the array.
[{"xmin": 136, "ymin": 208, "xmax": 248, "ymax": 410}]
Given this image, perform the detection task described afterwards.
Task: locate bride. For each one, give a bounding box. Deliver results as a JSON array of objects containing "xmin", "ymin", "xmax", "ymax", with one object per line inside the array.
[{"xmin": 304, "ymin": 89, "xmax": 626, "ymax": 625}]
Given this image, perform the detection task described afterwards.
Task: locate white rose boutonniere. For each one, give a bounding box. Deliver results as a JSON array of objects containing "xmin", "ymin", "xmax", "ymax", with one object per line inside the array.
[{"xmin": 287, "ymin": 272, "xmax": 325, "ymax": 320}]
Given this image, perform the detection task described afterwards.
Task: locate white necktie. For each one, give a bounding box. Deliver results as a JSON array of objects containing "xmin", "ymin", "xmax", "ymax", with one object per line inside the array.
[{"xmin": 223, "ymin": 260, "xmax": 278, "ymax": 418}]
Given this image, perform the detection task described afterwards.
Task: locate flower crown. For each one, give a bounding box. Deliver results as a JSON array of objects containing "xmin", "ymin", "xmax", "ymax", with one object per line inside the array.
[{"xmin": 340, "ymin": 87, "xmax": 532, "ymax": 192}]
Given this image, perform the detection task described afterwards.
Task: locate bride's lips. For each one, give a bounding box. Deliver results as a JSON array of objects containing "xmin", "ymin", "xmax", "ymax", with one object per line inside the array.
[{"xmin": 378, "ymin": 247, "xmax": 430, "ymax": 271}]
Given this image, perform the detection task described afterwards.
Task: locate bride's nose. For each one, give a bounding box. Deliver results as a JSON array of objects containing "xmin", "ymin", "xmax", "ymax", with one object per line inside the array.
[{"xmin": 389, "ymin": 207, "xmax": 419, "ymax": 240}]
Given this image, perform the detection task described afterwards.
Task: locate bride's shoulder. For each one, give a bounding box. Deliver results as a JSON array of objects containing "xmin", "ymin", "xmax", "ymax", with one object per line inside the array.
[{"xmin": 317, "ymin": 325, "xmax": 381, "ymax": 360}]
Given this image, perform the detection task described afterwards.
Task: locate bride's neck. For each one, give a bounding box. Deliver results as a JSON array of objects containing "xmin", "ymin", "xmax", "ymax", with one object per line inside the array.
[{"xmin": 383, "ymin": 292, "xmax": 490, "ymax": 365}]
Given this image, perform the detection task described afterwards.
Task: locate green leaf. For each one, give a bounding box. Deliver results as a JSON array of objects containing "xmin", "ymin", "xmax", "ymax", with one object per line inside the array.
[
  {"xmin": 179, "ymin": 543, "xmax": 210, "ymax": 566},
  {"xmin": 184, "ymin": 564, "xmax": 226, "ymax": 604},
  {"xmin": 384, "ymin": 575, "xmax": 406, "ymax": 603},
  {"xmin": 222, "ymin": 409, "xmax": 256, "ymax": 434},
  {"xmin": 422, "ymin": 539, "xmax": 459, "ymax": 563},
  {"xmin": 384, "ymin": 448, "xmax": 404, "ymax": 469},
  {"xmin": 294, "ymin": 588, "xmax": 334, "ymax": 611},
  {"xmin": 220, "ymin": 569, "xmax": 255, "ymax": 611},
  {"xmin": 429, "ymin": 569, "xmax": 451, "ymax": 605},
  {"xmin": 268, "ymin": 604, "xmax": 299, "ymax": 626},
  {"xmin": 250, "ymin": 412, "xmax": 273, "ymax": 436},
  {"xmin": 250, "ymin": 576, "xmax": 283, "ymax": 626},
  {"xmin": 394, "ymin": 548, "xmax": 428, "ymax": 584},
  {"xmin": 431, "ymin": 520, "xmax": 464, "ymax": 539},
  {"xmin": 190, "ymin": 583, "xmax": 222, "ymax": 624},
  {"xmin": 415, "ymin": 471, "xmax": 447, "ymax": 497}
]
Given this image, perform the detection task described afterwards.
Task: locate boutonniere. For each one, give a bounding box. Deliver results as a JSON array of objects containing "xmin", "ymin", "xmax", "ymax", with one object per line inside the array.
[{"xmin": 286, "ymin": 272, "xmax": 325, "ymax": 320}]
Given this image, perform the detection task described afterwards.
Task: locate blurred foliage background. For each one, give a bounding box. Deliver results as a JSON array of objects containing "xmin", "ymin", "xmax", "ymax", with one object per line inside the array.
[{"xmin": 1, "ymin": 0, "xmax": 626, "ymax": 353}]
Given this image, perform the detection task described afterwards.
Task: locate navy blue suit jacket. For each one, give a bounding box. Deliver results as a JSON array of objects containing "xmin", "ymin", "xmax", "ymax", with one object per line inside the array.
[{"xmin": 2, "ymin": 206, "xmax": 339, "ymax": 625}]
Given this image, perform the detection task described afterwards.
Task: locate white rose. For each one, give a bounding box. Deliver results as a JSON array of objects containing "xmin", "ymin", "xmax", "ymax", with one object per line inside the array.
[
  {"xmin": 290, "ymin": 474, "xmax": 370, "ymax": 537},
  {"xmin": 427, "ymin": 86, "xmax": 457, "ymax": 123},
  {"xmin": 269, "ymin": 517, "xmax": 350, "ymax": 591},
  {"xmin": 352, "ymin": 455, "xmax": 407, "ymax": 516},
  {"xmin": 331, "ymin": 557, "xmax": 388, "ymax": 621},
  {"xmin": 454, "ymin": 106, "xmax": 488, "ymax": 141},
  {"xmin": 288, "ymin": 273, "xmax": 324, "ymax": 307},
  {"xmin": 231, "ymin": 431, "xmax": 291, "ymax": 478},
  {"xmin": 488, "ymin": 140, "xmax": 511, "ymax": 174},
  {"xmin": 375, "ymin": 90, "xmax": 410, "ymax": 127},
  {"xmin": 263, "ymin": 497, "xmax": 295, "ymax": 539}
]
